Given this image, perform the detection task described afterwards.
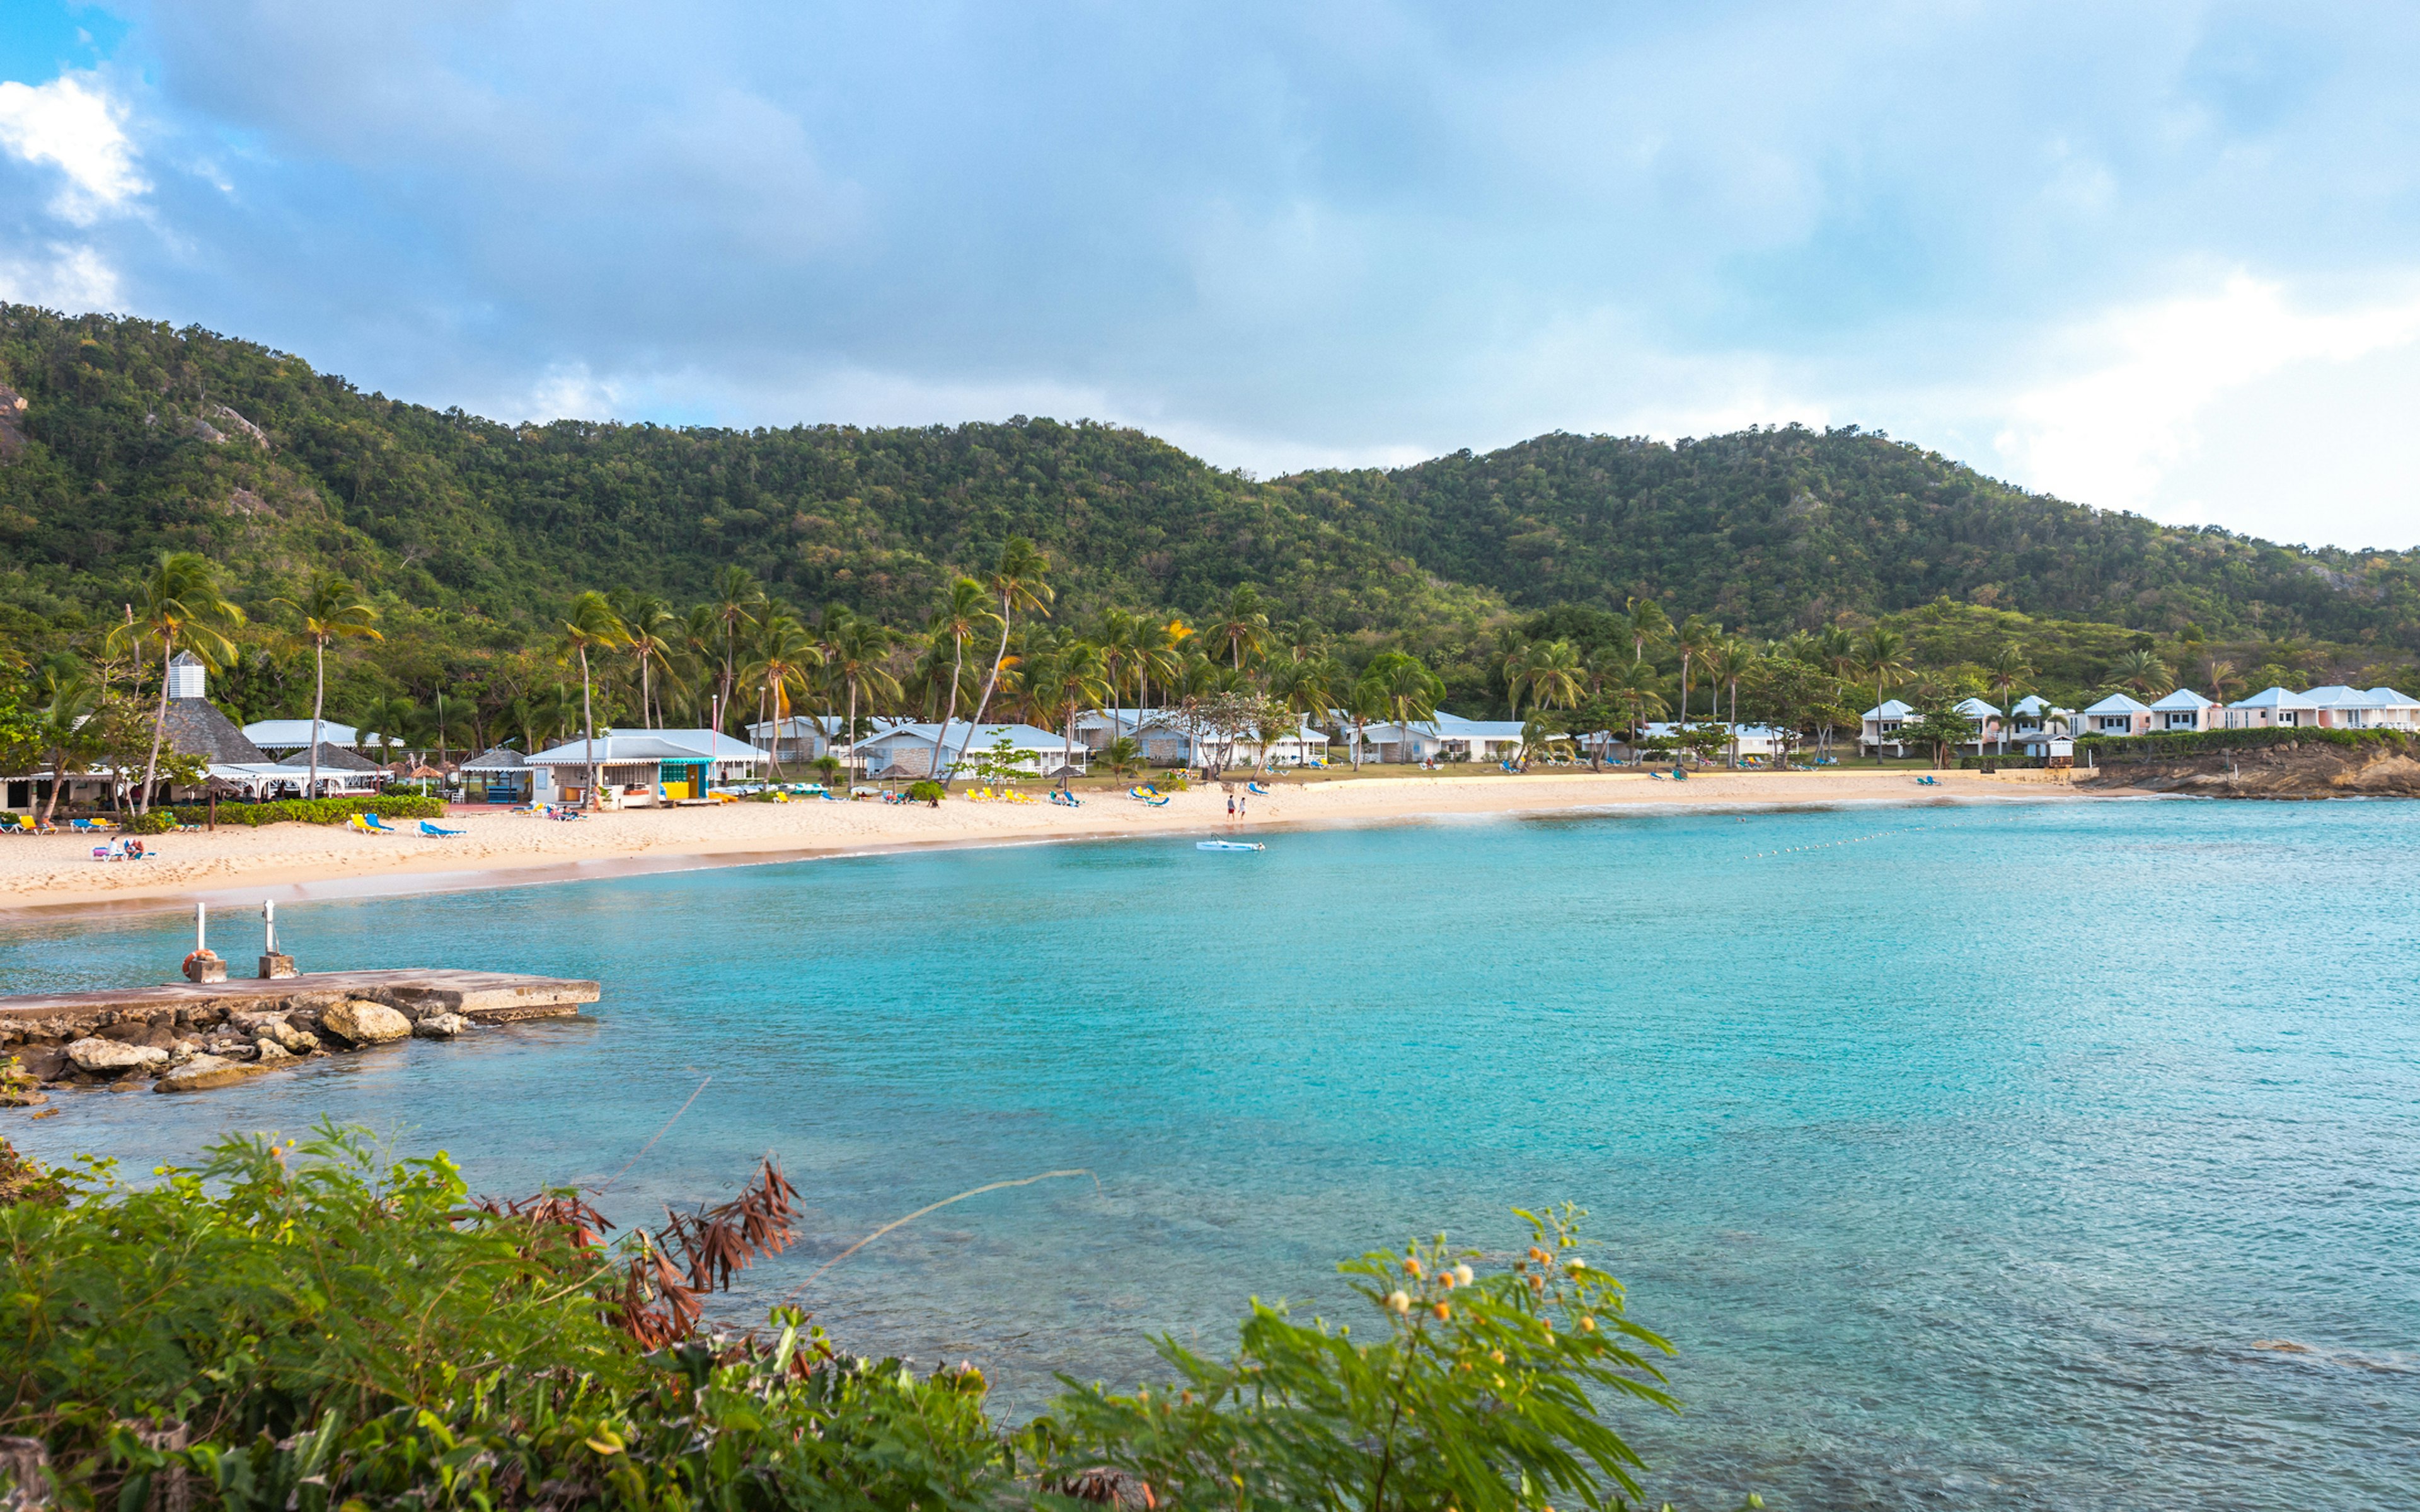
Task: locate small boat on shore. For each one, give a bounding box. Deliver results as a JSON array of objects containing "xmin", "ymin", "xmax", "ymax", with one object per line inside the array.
[{"xmin": 1196, "ymin": 840, "xmax": 1264, "ymax": 852}]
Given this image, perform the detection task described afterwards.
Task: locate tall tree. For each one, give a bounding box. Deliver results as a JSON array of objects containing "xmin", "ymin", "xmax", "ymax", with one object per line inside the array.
[
  {"xmin": 2111, "ymin": 648, "xmax": 2170, "ymax": 698},
  {"xmin": 1856, "ymin": 626, "xmax": 1911, "ymax": 763},
  {"xmin": 1209, "ymin": 583, "xmax": 1270, "ymax": 672},
  {"xmin": 556, "ymin": 592, "xmax": 629, "ymax": 810},
  {"xmin": 1673, "ymin": 616, "xmax": 1719, "ymax": 732},
  {"xmin": 819, "ymin": 610, "xmax": 899, "ymax": 781},
  {"xmin": 1360, "ymin": 651, "xmax": 1444, "ymax": 762},
  {"xmin": 708, "ymin": 567, "xmax": 763, "ymax": 735},
  {"xmin": 1507, "ymin": 639, "xmax": 1584, "ymax": 720},
  {"xmin": 1624, "ymin": 597, "xmax": 1671, "ymax": 664},
  {"xmin": 272, "ymin": 573, "xmax": 381, "ymax": 801},
  {"xmin": 924, "ymin": 578, "xmax": 1000, "ymax": 788},
  {"xmin": 1707, "ymin": 639, "xmax": 1758, "ymax": 767},
  {"xmin": 1984, "ymin": 644, "xmax": 2032, "ymax": 755},
  {"xmin": 105, "ymin": 552, "xmax": 245, "ymax": 814},
  {"xmin": 746, "ymin": 613, "xmax": 825, "ymax": 779},
  {"xmin": 947, "ymin": 537, "xmax": 1054, "ymax": 786},
  {"xmin": 617, "ymin": 592, "xmax": 679, "ymax": 730}
]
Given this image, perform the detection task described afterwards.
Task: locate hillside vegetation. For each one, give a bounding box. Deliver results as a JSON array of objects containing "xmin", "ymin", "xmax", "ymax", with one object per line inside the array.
[{"xmin": 2, "ymin": 304, "xmax": 2414, "ymax": 736}]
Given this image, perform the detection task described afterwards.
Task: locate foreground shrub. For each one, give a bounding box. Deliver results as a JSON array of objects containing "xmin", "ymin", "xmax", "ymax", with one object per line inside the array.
[
  {"xmin": 2076, "ymin": 724, "xmax": 2411, "ymax": 761},
  {"xmin": 168, "ymin": 794, "xmax": 447, "ymax": 827},
  {"xmin": 0, "ymin": 1127, "xmax": 1746, "ymax": 1511}
]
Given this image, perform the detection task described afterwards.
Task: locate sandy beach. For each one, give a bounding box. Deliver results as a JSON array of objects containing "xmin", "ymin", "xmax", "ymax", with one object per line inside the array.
[{"xmin": 1, "ymin": 767, "xmax": 2097, "ymax": 916}]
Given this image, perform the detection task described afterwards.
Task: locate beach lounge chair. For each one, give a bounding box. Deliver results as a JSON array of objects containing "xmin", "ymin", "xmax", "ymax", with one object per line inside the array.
[
  {"xmin": 347, "ymin": 813, "xmax": 381, "ymax": 835},
  {"xmin": 363, "ymin": 811, "xmax": 401, "ymax": 832},
  {"xmin": 418, "ymin": 819, "xmax": 465, "ymax": 836},
  {"xmin": 1247, "ymin": 782, "xmax": 1269, "ymax": 795},
  {"xmin": 1915, "ymin": 775, "xmax": 1939, "ymax": 786}
]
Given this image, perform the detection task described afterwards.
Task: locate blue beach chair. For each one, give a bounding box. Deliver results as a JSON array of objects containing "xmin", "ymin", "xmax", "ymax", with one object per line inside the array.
[{"xmin": 419, "ymin": 820, "xmax": 465, "ymax": 837}]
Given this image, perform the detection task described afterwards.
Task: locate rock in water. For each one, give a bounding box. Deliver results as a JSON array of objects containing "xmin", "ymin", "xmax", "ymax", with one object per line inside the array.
[
  {"xmin": 321, "ymin": 1000, "xmax": 412, "ymax": 1045},
  {"xmin": 12, "ymin": 1046, "xmax": 67, "ymax": 1083},
  {"xmin": 156, "ymin": 1055, "xmax": 278, "ymax": 1093},
  {"xmin": 253, "ymin": 1040, "xmax": 294, "ymax": 1063},
  {"xmin": 66, "ymin": 1038, "xmax": 170, "ymax": 1074},
  {"xmin": 413, "ymin": 1012, "xmax": 471, "ymax": 1040}
]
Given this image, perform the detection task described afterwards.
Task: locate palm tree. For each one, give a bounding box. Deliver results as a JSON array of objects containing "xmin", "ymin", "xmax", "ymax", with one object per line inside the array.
[
  {"xmin": 924, "ymin": 578, "xmax": 1000, "ymax": 788},
  {"xmin": 2203, "ymin": 657, "xmax": 2241, "ymax": 705},
  {"xmin": 819, "ymin": 610, "xmax": 898, "ymax": 780},
  {"xmin": 1855, "ymin": 626, "xmax": 1911, "ymax": 763},
  {"xmin": 1272, "ymin": 617, "xmax": 1325, "ymax": 663},
  {"xmin": 357, "ymin": 693, "xmax": 417, "ymax": 766},
  {"xmin": 708, "ymin": 567, "xmax": 763, "ymax": 734},
  {"xmin": 1025, "ymin": 640, "xmax": 1110, "ymax": 776},
  {"xmin": 2110, "ymin": 648, "xmax": 2171, "ymax": 699},
  {"xmin": 1208, "ymin": 583, "xmax": 1270, "ymax": 672},
  {"xmin": 1707, "ymin": 638, "xmax": 1758, "ymax": 766},
  {"xmin": 1625, "ymin": 596, "xmax": 1671, "ymax": 663},
  {"xmin": 1134, "ymin": 617, "xmax": 1190, "ymax": 723},
  {"xmin": 1340, "ymin": 673, "xmax": 1388, "ymax": 769},
  {"xmin": 30, "ymin": 673, "xmax": 103, "ymax": 825},
  {"xmin": 1984, "ymin": 644, "xmax": 2032, "ymax": 755},
  {"xmin": 1603, "ymin": 660, "xmax": 1669, "ymax": 758},
  {"xmin": 1673, "ymin": 616, "xmax": 1719, "ymax": 732},
  {"xmin": 270, "ymin": 573, "xmax": 381, "ymax": 800},
  {"xmin": 414, "ymin": 690, "xmax": 471, "ymax": 771},
  {"xmin": 1361, "ymin": 651, "xmax": 1444, "ymax": 762},
  {"xmin": 105, "ymin": 551, "xmax": 245, "ymax": 813},
  {"xmin": 949, "ymin": 537, "xmax": 1053, "ymax": 784},
  {"xmin": 556, "ymin": 591, "xmax": 629, "ymax": 810},
  {"xmin": 746, "ymin": 614, "xmax": 826, "ymax": 779},
  {"xmin": 616, "ymin": 592, "xmax": 679, "ymax": 729},
  {"xmin": 1507, "ymin": 639, "xmax": 1585, "ymax": 721}
]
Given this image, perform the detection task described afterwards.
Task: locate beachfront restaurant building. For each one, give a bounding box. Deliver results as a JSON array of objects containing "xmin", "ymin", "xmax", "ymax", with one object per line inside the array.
[
  {"xmin": 459, "ymin": 746, "xmax": 536, "ymax": 804},
  {"xmin": 528, "ymin": 729, "xmax": 761, "ymax": 807},
  {"xmin": 852, "ymin": 721, "xmax": 1086, "ymax": 781}
]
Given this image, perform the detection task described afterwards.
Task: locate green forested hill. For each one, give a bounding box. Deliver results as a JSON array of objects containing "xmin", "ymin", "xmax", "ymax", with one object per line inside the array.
[{"xmin": 4, "ymin": 304, "xmax": 2417, "ymax": 670}]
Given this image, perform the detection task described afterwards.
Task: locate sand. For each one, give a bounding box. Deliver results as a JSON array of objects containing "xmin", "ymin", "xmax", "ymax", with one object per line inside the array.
[{"xmin": 1, "ymin": 767, "xmax": 2097, "ymax": 916}]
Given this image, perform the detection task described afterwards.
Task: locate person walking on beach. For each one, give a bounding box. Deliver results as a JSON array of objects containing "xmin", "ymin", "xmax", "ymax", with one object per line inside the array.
[{"xmin": 1227, "ymin": 792, "xmax": 1236, "ymax": 820}]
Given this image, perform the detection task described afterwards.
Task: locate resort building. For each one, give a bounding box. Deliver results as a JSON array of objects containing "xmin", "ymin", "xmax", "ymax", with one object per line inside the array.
[
  {"xmin": 2147, "ymin": 689, "xmax": 2219, "ymax": 732},
  {"xmin": 2074, "ymin": 683, "xmax": 2419, "ymax": 737},
  {"xmin": 1129, "ymin": 712, "xmax": 1329, "ymax": 769},
  {"xmin": 459, "ymin": 747, "xmax": 536, "ymax": 804},
  {"xmin": 2004, "ymin": 696, "xmax": 2073, "ymax": 758},
  {"xmin": 1858, "ymin": 700, "xmax": 1914, "ymax": 757},
  {"xmin": 851, "ymin": 722, "xmax": 1087, "ymax": 781},
  {"xmin": 1347, "ymin": 711, "xmax": 1531, "ymax": 765},
  {"xmin": 2077, "ymin": 693, "xmax": 2153, "ymax": 736},
  {"xmin": 746, "ymin": 714, "xmax": 859, "ymax": 766},
  {"xmin": 241, "ymin": 716, "xmax": 363, "ymax": 754},
  {"xmin": 527, "ymin": 728, "xmax": 762, "ymax": 806},
  {"xmin": 1073, "ymin": 709, "xmax": 1160, "ymax": 751}
]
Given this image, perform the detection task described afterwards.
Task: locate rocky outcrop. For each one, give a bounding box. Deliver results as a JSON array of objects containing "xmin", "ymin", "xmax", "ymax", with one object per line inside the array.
[
  {"xmin": 413, "ymin": 1012, "xmax": 471, "ymax": 1040},
  {"xmin": 156, "ymin": 1055, "xmax": 279, "ymax": 1093},
  {"xmin": 67, "ymin": 1038, "xmax": 170, "ymax": 1075},
  {"xmin": 321, "ymin": 1000, "xmax": 412, "ymax": 1045},
  {"xmin": 2075, "ymin": 741, "xmax": 2420, "ymax": 798}
]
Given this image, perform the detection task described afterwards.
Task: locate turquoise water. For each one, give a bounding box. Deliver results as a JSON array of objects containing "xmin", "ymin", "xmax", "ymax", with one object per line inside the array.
[{"xmin": 4, "ymin": 798, "xmax": 2416, "ymax": 1509}]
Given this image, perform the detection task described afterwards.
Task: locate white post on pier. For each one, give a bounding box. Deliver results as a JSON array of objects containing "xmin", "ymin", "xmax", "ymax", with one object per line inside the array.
[
  {"xmin": 258, "ymin": 898, "xmax": 296, "ymax": 979},
  {"xmin": 195, "ymin": 901, "xmax": 205, "ymax": 954}
]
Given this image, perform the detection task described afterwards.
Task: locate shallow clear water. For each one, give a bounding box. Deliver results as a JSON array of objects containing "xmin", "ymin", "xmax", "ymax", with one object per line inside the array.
[{"xmin": 4, "ymin": 797, "xmax": 2416, "ymax": 1509}]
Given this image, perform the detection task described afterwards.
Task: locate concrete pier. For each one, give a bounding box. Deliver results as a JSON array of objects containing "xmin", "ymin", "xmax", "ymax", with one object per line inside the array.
[{"xmin": 0, "ymin": 969, "xmax": 600, "ymax": 1036}]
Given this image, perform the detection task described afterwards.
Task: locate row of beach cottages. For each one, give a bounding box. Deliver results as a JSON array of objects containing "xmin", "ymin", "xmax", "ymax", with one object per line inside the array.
[{"xmin": 1859, "ymin": 684, "xmax": 2420, "ymax": 758}]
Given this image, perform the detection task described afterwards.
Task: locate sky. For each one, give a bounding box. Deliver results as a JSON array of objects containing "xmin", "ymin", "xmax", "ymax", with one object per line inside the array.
[{"xmin": 4, "ymin": 2, "xmax": 2419, "ymax": 550}]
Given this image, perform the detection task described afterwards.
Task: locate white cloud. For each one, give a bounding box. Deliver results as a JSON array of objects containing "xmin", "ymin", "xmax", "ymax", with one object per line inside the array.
[
  {"xmin": 0, "ymin": 72, "xmax": 147, "ymax": 224},
  {"xmin": 1990, "ymin": 273, "xmax": 2420, "ymax": 515},
  {"xmin": 0, "ymin": 243, "xmax": 122, "ymax": 309}
]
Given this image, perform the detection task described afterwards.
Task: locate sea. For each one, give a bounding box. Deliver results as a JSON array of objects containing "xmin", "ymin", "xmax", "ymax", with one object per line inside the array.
[{"xmin": 3, "ymin": 796, "xmax": 2414, "ymax": 1510}]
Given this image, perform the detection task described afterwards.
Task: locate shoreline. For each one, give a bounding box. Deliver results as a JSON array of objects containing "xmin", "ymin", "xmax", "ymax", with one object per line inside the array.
[{"xmin": 3, "ymin": 769, "xmax": 2124, "ymax": 921}]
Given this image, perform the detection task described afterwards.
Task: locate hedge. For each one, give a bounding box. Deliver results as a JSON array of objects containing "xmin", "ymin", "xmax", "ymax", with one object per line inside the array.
[
  {"xmin": 168, "ymin": 794, "xmax": 447, "ymax": 827},
  {"xmin": 2075, "ymin": 725, "xmax": 2411, "ymax": 761}
]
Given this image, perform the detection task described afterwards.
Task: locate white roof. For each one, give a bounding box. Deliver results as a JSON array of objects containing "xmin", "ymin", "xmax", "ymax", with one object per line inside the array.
[
  {"xmin": 2230, "ymin": 686, "xmax": 2317, "ymax": 710},
  {"xmin": 2148, "ymin": 688, "xmax": 2215, "ymax": 711},
  {"xmin": 1953, "ymin": 697, "xmax": 2001, "ymax": 718},
  {"xmin": 2080, "ymin": 692, "xmax": 2150, "ymax": 714},
  {"xmin": 243, "ymin": 719, "xmax": 359, "ymax": 747},
  {"xmin": 2009, "ymin": 695, "xmax": 2066, "ymax": 716},
  {"xmin": 1430, "ymin": 710, "xmax": 1530, "ymax": 738},
  {"xmin": 861, "ymin": 721, "xmax": 1071, "ymax": 751},
  {"xmin": 529, "ymin": 730, "xmax": 762, "ymax": 767},
  {"xmin": 1861, "ymin": 699, "xmax": 1915, "ymax": 719}
]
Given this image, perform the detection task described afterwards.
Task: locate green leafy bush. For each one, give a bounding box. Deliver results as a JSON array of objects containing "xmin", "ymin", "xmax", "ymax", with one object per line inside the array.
[
  {"xmin": 0, "ymin": 1128, "xmax": 1740, "ymax": 1512},
  {"xmin": 2076, "ymin": 725, "xmax": 2411, "ymax": 760},
  {"xmin": 168, "ymin": 794, "xmax": 446, "ymax": 827},
  {"xmin": 119, "ymin": 810, "xmax": 175, "ymax": 835},
  {"xmin": 907, "ymin": 780, "xmax": 945, "ymax": 802}
]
